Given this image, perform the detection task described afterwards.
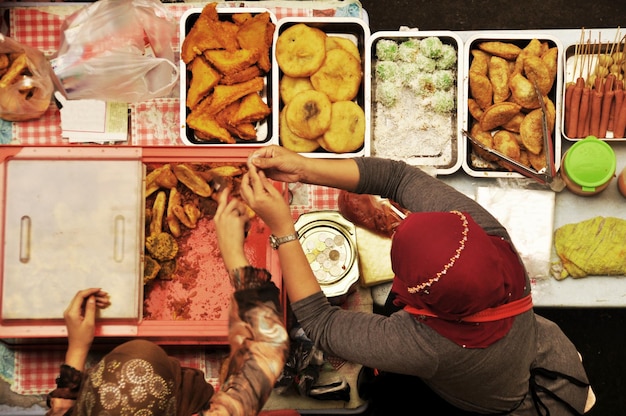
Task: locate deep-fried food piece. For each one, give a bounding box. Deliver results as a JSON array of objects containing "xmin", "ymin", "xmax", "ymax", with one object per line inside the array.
[
  {"xmin": 469, "ymin": 49, "xmax": 490, "ymax": 75},
  {"xmin": 220, "ymin": 65, "xmax": 262, "ymax": 85},
  {"xmin": 541, "ymin": 47, "xmax": 558, "ymax": 88},
  {"xmin": 181, "ymin": 3, "xmax": 239, "ymax": 64},
  {"xmin": 157, "ymin": 259, "xmax": 177, "ymax": 281},
  {"xmin": 146, "ymin": 164, "xmax": 172, "ymax": 197},
  {"xmin": 203, "ymin": 49, "xmax": 259, "ymax": 76},
  {"xmin": 229, "ymin": 92, "xmax": 271, "ymax": 125},
  {"xmin": 186, "ymin": 57, "xmax": 220, "ymax": 109},
  {"xmin": 509, "ymin": 72, "xmax": 541, "ymax": 109},
  {"xmin": 201, "ymin": 76, "xmax": 265, "ymax": 115},
  {"xmin": 318, "ymin": 100, "xmax": 365, "ymax": 153},
  {"xmin": 477, "ymin": 41, "xmax": 522, "ymax": 61},
  {"xmin": 528, "ymin": 149, "xmax": 547, "ymax": 172},
  {"xmin": 280, "ymin": 75, "xmax": 314, "ymax": 104},
  {"xmin": 514, "ymin": 38, "xmax": 543, "ymax": 74},
  {"xmin": 480, "ymin": 102, "xmax": 522, "ymax": 131},
  {"xmin": 326, "ymin": 36, "xmax": 361, "ymax": 61},
  {"xmin": 226, "ymin": 122, "xmax": 257, "ymax": 140},
  {"xmin": 467, "ymin": 98, "xmax": 484, "ymax": 121},
  {"xmin": 469, "ymin": 123, "xmax": 498, "ymax": 162},
  {"xmin": 468, "ymin": 71, "xmax": 493, "ymax": 110},
  {"xmin": 276, "ymin": 23, "xmax": 327, "ymax": 77},
  {"xmin": 0, "ymin": 54, "xmax": 9, "ymax": 70},
  {"xmin": 173, "ymin": 204, "xmax": 198, "ymax": 229},
  {"xmin": 187, "ymin": 111, "xmax": 234, "ymax": 143},
  {"xmin": 519, "ymin": 109, "xmax": 544, "ymax": 155},
  {"xmin": 208, "ymin": 165, "xmax": 244, "ymax": 177},
  {"xmin": 493, "ymin": 130, "xmax": 521, "ymax": 161},
  {"xmin": 150, "ymin": 191, "xmax": 166, "ymax": 236},
  {"xmin": 236, "ymin": 12, "xmax": 275, "ymax": 73},
  {"xmin": 0, "ymin": 53, "xmax": 27, "ymax": 88},
  {"xmin": 285, "ymin": 90, "xmax": 332, "ymax": 139},
  {"xmin": 488, "ymin": 56, "xmax": 510, "ymax": 103},
  {"xmin": 501, "ymin": 112, "xmax": 525, "ymax": 133},
  {"xmin": 310, "ymin": 48, "xmax": 362, "ymax": 102},
  {"xmin": 145, "ymin": 232, "xmax": 179, "ymax": 261},
  {"xmin": 167, "ymin": 187, "xmax": 182, "ymax": 238},
  {"xmin": 143, "ymin": 256, "xmax": 161, "ymax": 284},
  {"xmin": 279, "ymin": 108, "xmax": 320, "ymax": 153},
  {"xmin": 523, "ymin": 55, "xmax": 553, "ymax": 95},
  {"xmin": 172, "ymin": 163, "xmax": 213, "ymax": 197},
  {"xmin": 154, "ymin": 164, "xmax": 178, "ymax": 189}
]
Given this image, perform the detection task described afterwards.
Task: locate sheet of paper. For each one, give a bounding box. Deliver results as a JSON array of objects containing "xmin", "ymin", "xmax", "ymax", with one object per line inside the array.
[
  {"xmin": 56, "ymin": 92, "xmax": 129, "ymax": 143},
  {"xmin": 475, "ymin": 187, "xmax": 556, "ymax": 280}
]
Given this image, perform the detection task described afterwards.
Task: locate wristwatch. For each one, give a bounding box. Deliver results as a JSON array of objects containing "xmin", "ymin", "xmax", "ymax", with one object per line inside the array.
[{"xmin": 269, "ymin": 232, "xmax": 299, "ymax": 250}]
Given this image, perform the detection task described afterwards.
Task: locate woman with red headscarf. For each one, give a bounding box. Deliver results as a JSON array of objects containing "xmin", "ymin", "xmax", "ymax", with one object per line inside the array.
[
  {"xmin": 46, "ymin": 188, "xmax": 290, "ymax": 416},
  {"xmin": 239, "ymin": 145, "xmax": 595, "ymax": 415}
]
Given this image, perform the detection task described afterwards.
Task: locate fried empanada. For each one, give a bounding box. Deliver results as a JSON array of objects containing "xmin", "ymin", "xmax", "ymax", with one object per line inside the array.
[
  {"xmin": 467, "ymin": 98, "xmax": 484, "ymax": 121},
  {"xmin": 469, "ymin": 71, "xmax": 493, "ymax": 110},
  {"xmin": 509, "ymin": 72, "xmax": 541, "ymax": 109},
  {"xmin": 469, "ymin": 123, "xmax": 498, "ymax": 162},
  {"xmin": 493, "ymin": 130, "xmax": 521, "ymax": 161},
  {"xmin": 477, "ymin": 41, "xmax": 522, "ymax": 60},
  {"xmin": 480, "ymin": 102, "xmax": 522, "ymax": 131},
  {"xmin": 488, "ymin": 56, "xmax": 511, "ymax": 103},
  {"xmin": 519, "ymin": 109, "xmax": 544, "ymax": 155},
  {"xmin": 523, "ymin": 55, "xmax": 553, "ymax": 95},
  {"xmin": 469, "ymin": 49, "xmax": 490, "ymax": 76}
]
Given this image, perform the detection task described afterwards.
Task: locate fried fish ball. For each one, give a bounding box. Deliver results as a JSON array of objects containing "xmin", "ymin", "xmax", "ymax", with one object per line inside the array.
[
  {"xmin": 280, "ymin": 75, "xmax": 314, "ymax": 104},
  {"xmin": 279, "ymin": 107, "xmax": 320, "ymax": 153},
  {"xmin": 326, "ymin": 36, "xmax": 361, "ymax": 62},
  {"xmin": 509, "ymin": 72, "xmax": 540, "ymax": 109},
  {"xmin": 285, "ymin": 89, "xmax": 332, "ymax": 139},
  {"xmin": 318, "ymin": 100, "xmax": 365, "ymax": 153},
  {"xmin": 469, "ymin": 71, "xmax": 493, "ymax": 110},
  {"xmin": 519, "ymin": 109, "xmax": 544, "ymax": 155},
  {"xmin": 276, "ymin": 23, "xmax": 327, "ymax": 77},
  {"xmin": 477, "ymin": 41, "xmax": 522, "ymax": 61},
  {"xmin": 488, "ymin": 56, "xmax": 511, "ymax": 103},
  {"xmin": 310, "ymin": 48, "xmax": 362, "ymax": 102},
  {"xmin": 480, "ymin": 102, "xmax": 522, "ymax": 131}
]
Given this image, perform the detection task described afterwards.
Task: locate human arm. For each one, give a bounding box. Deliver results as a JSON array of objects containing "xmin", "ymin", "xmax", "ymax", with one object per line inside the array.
[
  {"xmin": 46, "ymin": 288, "xmax": 110, "ymax": 416},
  {"xmin": 204, "ymin": 189, "xmax": 290, "ymax": 415}
]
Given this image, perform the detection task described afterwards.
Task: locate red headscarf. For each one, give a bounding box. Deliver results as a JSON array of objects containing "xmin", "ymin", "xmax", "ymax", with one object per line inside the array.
[{"xmin": 390, "ymin": 211, "xmax": 527, "ymax": 348}]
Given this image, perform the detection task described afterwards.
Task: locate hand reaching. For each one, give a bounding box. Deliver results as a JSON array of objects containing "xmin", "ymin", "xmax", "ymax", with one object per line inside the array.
[
  {"xmin": 214, "ymin": 187, "xmax": 250, "ymax": 271},
  {"xmin": 248, "ymin": 145, "xmax": 307, "ymax": 183}
]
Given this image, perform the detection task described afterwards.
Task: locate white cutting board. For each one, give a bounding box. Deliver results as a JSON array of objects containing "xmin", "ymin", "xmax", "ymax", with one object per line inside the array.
[{"xmin": 2, "ymin": 159, "xmax": 144, "ymax": 320}]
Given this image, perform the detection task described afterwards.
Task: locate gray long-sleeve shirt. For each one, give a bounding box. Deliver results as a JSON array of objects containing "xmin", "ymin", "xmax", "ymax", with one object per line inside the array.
[{"xmin": 290, "ymin": 157, "xmax": 590, "ymax": 415}]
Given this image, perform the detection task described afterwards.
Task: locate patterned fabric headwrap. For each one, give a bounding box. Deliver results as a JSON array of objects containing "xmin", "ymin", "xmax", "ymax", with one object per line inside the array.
[
  {"xmin": 390, "ymin": 211, "xmax": 527, "ymax": 348},
  {"xmin": 73, "ymin": 339, "xmax": 213, "ymax": 416}
]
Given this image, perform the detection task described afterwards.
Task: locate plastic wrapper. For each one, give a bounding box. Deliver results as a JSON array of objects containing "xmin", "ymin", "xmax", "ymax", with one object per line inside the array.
[
  {"xmin": 51, "ymin": 0, "xmax": 178, "ymax": 103},
  {"xmin": 0, "ymin": 34, "xmax": 54, "ymax": 121},
  {"xmin": 338, "ymin": 190, "xmax": 409, "ymax": 238}
]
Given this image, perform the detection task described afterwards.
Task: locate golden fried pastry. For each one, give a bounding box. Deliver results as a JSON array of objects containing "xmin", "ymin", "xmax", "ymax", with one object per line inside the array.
[
  {"xmin": 187, "ymin": 111, "xmax": 234, "ymax": 144},
  {"xmin": 467, "ymin": 98, "xmax": 484, "ymax": 121},
  {"xmin": 541, "ymin": 47, "xmax": 558, "ymax": 88},
  {"xmin": 501, "ymin": 112, "xmax": 525, "ymax": 133},
  {"xmin": 318, "ymin": 100, "xmax": 365, "ymax": 153},
  {"xmin": 186, "ymin": 57, "xmax": 221, "ymax": 109},
  {"xmin": 469, "ymin": 123, "xmax": 498, "ymax": 162},
  {"xmin": 480, "ymin": 102, "xmax": 522, "ymax": 131},
  {"xmin": 181, "ymin": 3, "xmax": 239, "ymax": 64},
  {"xmin": 285, "ymin": 89, "xmax": 332, "ymax": 139},
  {"xmin": 235, "ymin": 12, "xmax": 275, "ymax": 73},
  {"xmin": 488, "ymin": 56, "xmax": 511, "ymax": 103},
  {"xmin": 519, "ymin": 109, "xmax": 544, "ymax": 155},
  {"xmin": 229, "ymin": 92, "xmax": 271, "ymax": 125},
  {"xmin": 513, "ymin": 38, "xmax": 543, "ymax": 74},
  {"xmin": 469, "ymin": 49, "xmax": 490, "ymax": 76},
  {"xmin": 279, "ymin": 107, "xmax": 320, "ymax": 153},
  {"xmin": 509, "ymin": 72, "xmax": 541, "ymax": 109},
  {"xmin": 280, "ymin": 75, "xmax": 314, "ymax": 104},
  {"xmin": 203, "ymin": 49, "xmax": 259, "ymax": 76},
  {"xmin": 477, "ymin": 41, "xmax": 522, "ymax": 61},
  {"xmin": 468, "ymin": 71, "xmax": 493, "ymax": 110},
  {"xmin": 200, "ymin": 76, "xmax": 265, "ymax": 116},
  {"xmin": 150, "ymin": 191, "xmax": 167, "ymax": 236},
  {"xmin": 523, "ymin": 55, "xmax": 553, "ymax": 95},
  {"xmin": 326, "ymin": 36, "xmax": 361, "ymax": 62},
  {"xmin": 220, "ymin": 65, "xmax": 262, "ymax": 86},
  {"xmin": 493, "ymin": 130, "xmax": 521, "ymax": 161},
  {"xmin": 276, "ymin": 23, "xmax": 327, "ymax": 77},
  {"xmin": 527, "ymin": 149, "xmax": 547, "ymax": 172},
  {"xmin": 167, "ymin": 187, "xmax": 182, "ymax": 238},
  {"xmin": 310, "ymin": 48, "xmax": 362, "ymax": 102}
]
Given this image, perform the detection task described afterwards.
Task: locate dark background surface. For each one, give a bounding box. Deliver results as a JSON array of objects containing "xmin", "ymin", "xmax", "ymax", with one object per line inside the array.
[{"xmin": 360, "ymin": 0, "xmax": 626, "ymax": 414}]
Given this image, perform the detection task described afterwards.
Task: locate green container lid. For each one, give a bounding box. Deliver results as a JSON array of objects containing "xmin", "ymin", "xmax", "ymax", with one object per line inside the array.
[{"xmin": 564, "ymin": 136, "xmax": 616, "ymax": 191}]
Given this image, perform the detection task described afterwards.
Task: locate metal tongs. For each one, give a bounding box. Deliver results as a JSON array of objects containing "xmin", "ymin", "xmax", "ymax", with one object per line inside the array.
[{"xmin": 462, "ymin": 81, "xmax": 565, "ymax": 192}]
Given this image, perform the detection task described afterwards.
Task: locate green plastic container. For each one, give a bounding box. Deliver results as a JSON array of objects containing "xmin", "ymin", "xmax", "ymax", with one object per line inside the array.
[{"xmin": 561, "ymin": 136, "xmax": 616, "ymax": 196}]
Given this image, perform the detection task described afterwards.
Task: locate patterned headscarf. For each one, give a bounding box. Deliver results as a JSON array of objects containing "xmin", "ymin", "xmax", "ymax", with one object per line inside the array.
[
  {"xmin": 73, "ymin": 339, "xmax": 213, "ymax": 416},
  {"xmin": 390, "ymin": 211, "xmax": 527, "ymax": 348}
]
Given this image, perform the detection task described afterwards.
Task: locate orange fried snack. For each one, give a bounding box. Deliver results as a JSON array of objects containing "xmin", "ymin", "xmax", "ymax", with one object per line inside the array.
[
  {"xmin": 186, "ymin": 57, "xmax": 221, "ymax": 109},
  {"xmin": 229, "ymin": 92, "xmax": 271, "ymax": 125},
  {"xmin": 187, "ymin": 111, "xmax": 235, "ymax": 144},
  {"xmin": 236, "ymin": 12, "xmax": 275, "ymax": 73},
  {"xmin": 203, "ymin": 49, "xmax": 260, "ymax": 76},
  {"xmin": 181, "ymin": 3, "xmax": 239, "ymax": 64},
  {"xmin": 202, "ymin": 76, "xmax": 265, "ymax": 116}
]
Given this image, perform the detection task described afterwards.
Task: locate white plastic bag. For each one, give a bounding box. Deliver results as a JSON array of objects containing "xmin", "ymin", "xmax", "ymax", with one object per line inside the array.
[
  {"xmin": 0, "ymin": 34, "xmax": 54, "ymax": 121},
  {"xmin": 51, "ymin": 0, "xmax": 178, "ymax": 103}
]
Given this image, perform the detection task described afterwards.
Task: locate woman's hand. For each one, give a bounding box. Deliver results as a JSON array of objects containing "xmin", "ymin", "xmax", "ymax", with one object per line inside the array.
[
  {"xmin": 248, "ymin": 145, "xmax": 307, "ymax": 183},
  {"xmin": 240, "ymin": 161, "xmax": 295, "ymax": 237},
  {"xmin": 214, "ymin": 187, "xmax": 250, "ymax": 271},
  {"xmin": 63, "ymin": 288, "xmax": 110, "ymax": 370}
]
